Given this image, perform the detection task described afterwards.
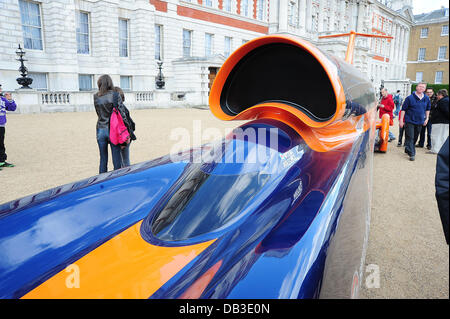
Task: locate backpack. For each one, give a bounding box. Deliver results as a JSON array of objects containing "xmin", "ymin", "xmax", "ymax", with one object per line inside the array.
[
  {"xmin": 393, "ymin": 94, "xmax": 399, "ymax": 104},
  {"xmin": 109, "ymin": 92, "xmax": 130, "ymax": 146},
  {"xmin": 394, "ymin": 94, "xmax": 402, "ymax": 106}
]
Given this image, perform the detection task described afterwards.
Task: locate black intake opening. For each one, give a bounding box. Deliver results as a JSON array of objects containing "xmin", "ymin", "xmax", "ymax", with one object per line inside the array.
[{"xmin": 220, "ymin": 43, "xmax": 337, "ymax": 122}]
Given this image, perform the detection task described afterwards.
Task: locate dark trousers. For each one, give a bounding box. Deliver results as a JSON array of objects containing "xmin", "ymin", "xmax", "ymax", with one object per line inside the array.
[
  {"xmin": 405, "ymin": 123, "xmax": 422, "ymax": 157},
  {"xmin": 417, "ymin": 120, "xmax": 432, "ymax": 147},
  {"xmin": 0, "ymin": 127, "xmax": 6, "ymax": 163},
  {"xmin": 398, "ymin": 125, "xmax": 405, "ymax": 144},
  {"xmin": 96, "ymin": 127, "xmax": 122, "ymax": 174}
]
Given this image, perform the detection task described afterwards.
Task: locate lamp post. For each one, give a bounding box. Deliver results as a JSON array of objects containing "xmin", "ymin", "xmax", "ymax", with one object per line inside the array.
[
  {"xmin": 379, "ymin": 79, "xmax": 384, "ymax": 100},
  {"xmin": 15, "ymin": 44, "xmax": 33, "ymax": 89},
  {"xmin": 155, "ymin": 61, "xmax": 165, "ymax": 89}
]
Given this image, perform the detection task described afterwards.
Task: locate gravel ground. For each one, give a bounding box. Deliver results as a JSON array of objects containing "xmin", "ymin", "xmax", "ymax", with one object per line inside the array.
[{"xmin": 0, "ymin": 108, "xmax": 448, "ymax": 299}]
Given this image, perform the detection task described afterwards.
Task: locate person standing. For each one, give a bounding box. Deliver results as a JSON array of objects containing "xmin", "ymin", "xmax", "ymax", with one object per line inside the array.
[
  {"xmin": 399, "ymin": 82, "xmax": 431, "ymax": 161},
  {"xmin": 378, "ymin": 88, "xmax": 396, "ymax": 141},
  {"xmin": 417, "ymin": 87, "xmax": 437, "ymax": 150},
  {"xmin": 0, "ymin": 92, "xmax": 17, "ymax": 170},
  {"xmin": 113, "ymin": 86, "xmax": 136, "ymax": 168},
  {"xmin": 430, "ymin": 89, "xmax": 449, "ymax": 154},
  {"xmin": 393, "ymin": 90, "xmax": 403, "ymax": 117},
  {"xmin": 94, "ymin": 75, "xmax": 123, "ymax": 174}
]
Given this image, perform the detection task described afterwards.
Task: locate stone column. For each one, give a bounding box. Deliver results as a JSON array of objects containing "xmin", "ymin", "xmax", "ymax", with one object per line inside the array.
[
  {"xmin": 402, "ymin": 28, "xmax": 410, "ymax": 78},
  {"xmin": 44, "ymin": 0, "xmax": 79, "ymax": 91},
  {"xmin": 329, "ymin": 0, "xmax": 336, "ymax": 32},
  {"xmin": 389, "ymin": 25, "xmax": 395, "ymax": 61},
  {"xmin": 339, "ymin": 0, "xmax": 346, "ymax": 32},
  {"xmin": 130, "ymin": 0, "xmax": 156, "ymax": 91},
  {"xmin": 403, "ymin": 29, "xmax": 410, "ymax": 63},
  {"xmin": 89, "ymin": 1, "xmax": 121, "ymax": 76},
  {"xmin": 268, "ymin": 0, "xmax": 279, "ymax": 33},
  {"xmin": 397, "ymin": 25, "xmax": 403, "ymax": 62},
  {"xmin": 278, "ymin": 0, "xmax": 288, "ymax": 32},
  {"xmin": 399, "ymin": 26, "xmax": 405, "ymax": 65},
  {"xmin": 357, "ymin": 1, "xmax": 365, "ymax": 32},
  {"xmin": 317, "ymin": 0, "xmax": 324, "ymax": 32},
  {"xmin": 392, "ymin": 23, "xmax": 398, "ymax": 62},
  {"xmin": 300, "ymin": 0, "xmax": 307, "ymax": 30},
  {"xmin": 306, "ymin": 0, "xmax": 312, "ymax": 32}
]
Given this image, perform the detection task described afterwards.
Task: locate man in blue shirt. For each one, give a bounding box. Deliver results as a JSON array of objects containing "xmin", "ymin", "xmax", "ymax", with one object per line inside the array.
[{"xmin": 399, "ymin": 82, "xmax": 431, "ymax": 161}]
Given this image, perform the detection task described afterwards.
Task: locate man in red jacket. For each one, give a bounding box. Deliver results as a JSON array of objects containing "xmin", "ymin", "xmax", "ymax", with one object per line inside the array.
[{"xmin": 378, "ymin": 88, "xmax": 395, "ymax": 141}]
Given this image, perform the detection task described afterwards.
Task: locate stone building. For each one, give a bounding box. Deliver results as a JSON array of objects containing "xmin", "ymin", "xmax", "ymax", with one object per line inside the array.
[
  {"xmin": 0, "ymin": 0, "xmax": 414, "ymax": 112},
  {"xmin": 406, "ymin": 6, "xmax": 449, "ymax": 85}
]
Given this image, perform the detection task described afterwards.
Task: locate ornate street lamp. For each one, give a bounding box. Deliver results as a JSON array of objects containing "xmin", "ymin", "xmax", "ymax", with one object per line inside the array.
[
  {"xmin": 379, "ymin": 79, "xmax": 384, "ymax": 100},
  {"xmin": 155, "ymin": 61, "xmax": 165, "ymax": 89},
  {"xmin": 15, "ymin": 44, "xmax": 33, "ymax": 89}
]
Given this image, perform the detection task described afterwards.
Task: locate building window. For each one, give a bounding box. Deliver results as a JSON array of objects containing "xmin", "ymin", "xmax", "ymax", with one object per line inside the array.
[
  {"xmin": 418, "ymin": 48, "xmax": 426, "ymax": 61},
  {"xmin": 76, "ymin": 11, "xmax": 90, "ymax": 54},
  {"xmin": 224, "ymin": 36, "xmax": 232, "ymax": 57},
  {"xmin": 257, "ymin": 0, "xmax": 265, "ymax": 20},
  {"xmin": 28, "ymin": 73, "xmax": 47, "ymax": 91},
  {"xmin": 420, "ymin": 27, "xmax": 428, "ymax": 38},
  {"xmin": 79, "ymin": 74, "xmax": 93, "ymax": 91},
  {"xmin": 442, "ymin": 25, "xmax": 449, "ymax": 36},
  {"xmin": 19, "ymin": 0, "xmax": 43, "ymax": 50},
  {"xmin": 183, "ymin": 29, "xmax": 192, "ymax": 58},
  {"xmin": 120, "ymin": 76, "xmax": 132, "ymax": 91},
  {"xmin": 155, "ymin": 24, "xmax": 163, "ymax": 60},
  {"xmin": 224, "ymin": 0, "xmax": 232, "ymax": 12},
  {"xmin": 204, "ymin": 0, "xmax": 212, "ymax": 7},
  {"xmin": 438, "ymin": 46, "xmax": 447, "ymax": 60},
  {"xmin": 415, "ymin": 72, "xmax": 423, "ymax": 83},
  {"xmin": 119, "ymin": 19, "xmax": 129, "ymax": 57},
  {"xmin": 435, "ymin": 71, "xmax": 443, "ymax": 84},
  {"xmin": 241, "ymin": 0, "xmax": 249, "ymax": 16},
  {"xmin": 311, "ymin": 14, "xmax": 318, "ymax": 32},
  {"xmin": 288, "ymin": 1, "xmax": 299, "ymax": 27},
  {"xmin": 205, "ymin": 33, "xmax": 213, "ymax": 57}
]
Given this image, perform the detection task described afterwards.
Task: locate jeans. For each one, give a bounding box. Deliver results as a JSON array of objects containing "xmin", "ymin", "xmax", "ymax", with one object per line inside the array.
[
  {"xmin": 389, "ymin": 130, "xmax": 395, "ymax": 140},
  {"xmin": 404, "ymin": 122, "xmax": 422, "ymax": 157},
  {"xmin": 121, "ymin": 143, "xmax": 130, "ymax": 167},
  {"xmin": 394, "ymin": 103, "xmax": 401, "ymax": 116},
  {"xmin": 96, "ymin": 127, "xmax": 122, "ymax": 174}
]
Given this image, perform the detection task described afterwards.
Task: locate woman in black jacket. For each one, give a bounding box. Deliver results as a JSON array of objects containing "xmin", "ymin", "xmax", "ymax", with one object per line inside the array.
[
  {"xmin": 113, "ymin": 86, "xmax": 136, "ymax": 168},
  {"xmin": 430, "ymin": 89, "xmax": 449, "ymax": 154},
  {"xmin": 94, "ymin": 75, "xmax": 123, "ymax": 173}
]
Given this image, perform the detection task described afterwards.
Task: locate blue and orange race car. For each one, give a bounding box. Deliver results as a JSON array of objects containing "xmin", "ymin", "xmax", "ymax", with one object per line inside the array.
[{"xmin": 0, "ymin": 34, "xmax": 381, "ymax": 299}]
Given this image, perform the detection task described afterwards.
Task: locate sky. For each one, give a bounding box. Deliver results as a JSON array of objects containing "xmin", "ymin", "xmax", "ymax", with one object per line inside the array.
[{"xmin": 412, "ymin": 0, "xmax": 448, "ymax": 14}]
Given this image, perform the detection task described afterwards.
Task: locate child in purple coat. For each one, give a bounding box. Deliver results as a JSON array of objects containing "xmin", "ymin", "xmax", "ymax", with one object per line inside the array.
[{"xmin": 0, "ymin": 90, "xmax": 17, "ymax": 169}]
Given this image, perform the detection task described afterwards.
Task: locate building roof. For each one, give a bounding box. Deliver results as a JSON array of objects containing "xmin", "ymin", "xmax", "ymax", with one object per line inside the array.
[{"xmin": 414, "ymin": 7, "xmax": 449, "ymax": 24}]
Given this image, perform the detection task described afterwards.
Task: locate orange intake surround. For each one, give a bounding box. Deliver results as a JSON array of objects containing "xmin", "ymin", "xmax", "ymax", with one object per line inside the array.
[{"xmin": 209, "ymin": 35, "xmax": 377, "ymax": 152}]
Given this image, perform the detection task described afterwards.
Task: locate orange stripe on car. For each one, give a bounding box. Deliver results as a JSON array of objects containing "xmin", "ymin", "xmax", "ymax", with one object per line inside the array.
[{"xmin": 22, "ymin": 221, "xmax": 215, "ymax": 299}]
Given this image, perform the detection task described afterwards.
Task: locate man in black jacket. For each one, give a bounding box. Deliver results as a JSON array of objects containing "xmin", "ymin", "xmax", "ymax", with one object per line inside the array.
[
  {"xmin": 435, "ymin": 137, "xmax": 449, "ymax": 245},
  {"xmin": 417, "ymin": 87, "xmax": 437, "ymax": 149},
  {"xmin": 430, "ymin": 89, "xmax": 449, "ymax": 154}
]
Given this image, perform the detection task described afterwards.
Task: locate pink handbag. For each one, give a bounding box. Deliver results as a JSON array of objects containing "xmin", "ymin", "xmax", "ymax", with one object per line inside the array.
[{"xmin": 109, "ymin": 107, "xmax": 130, "ymax": 145}]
